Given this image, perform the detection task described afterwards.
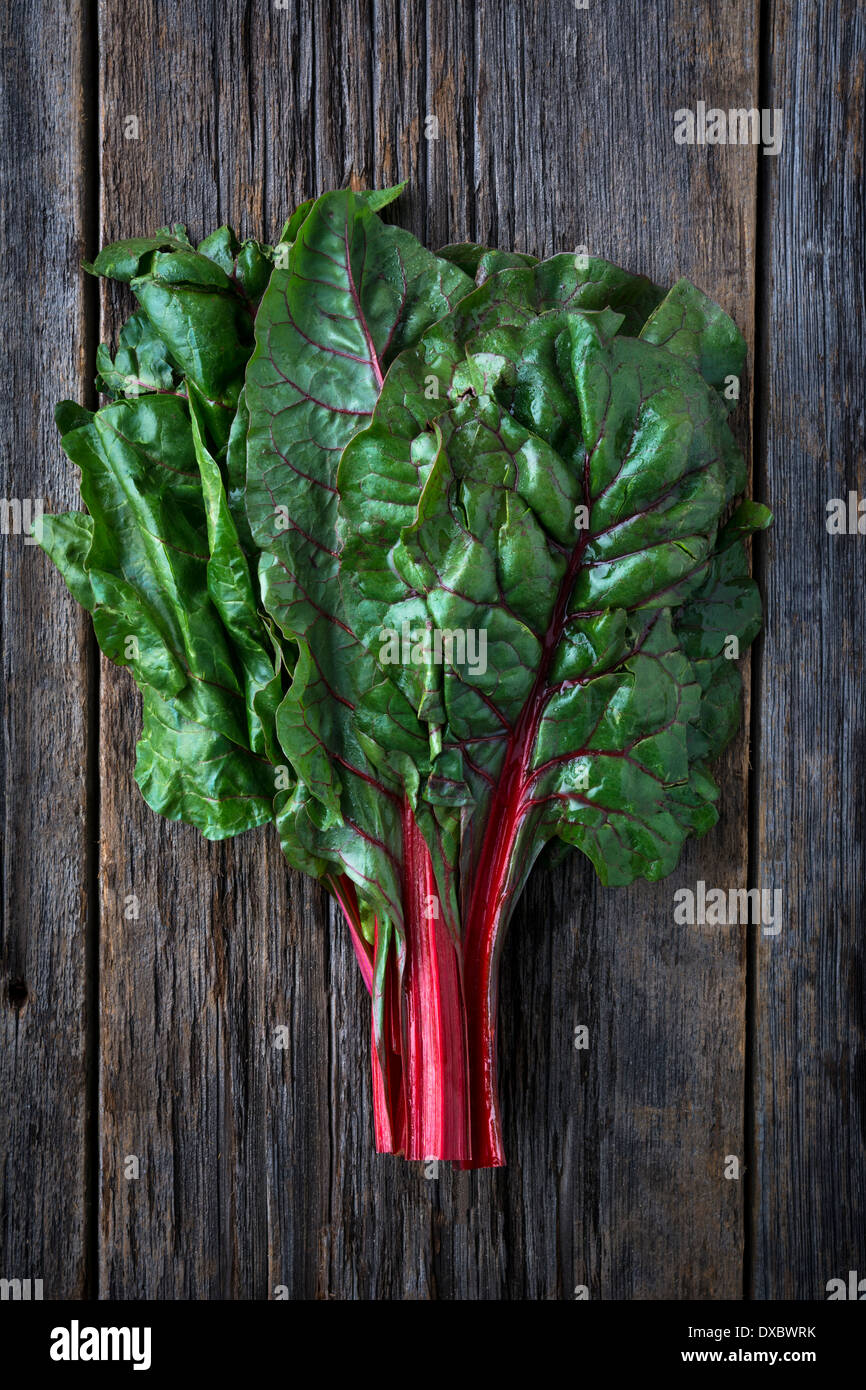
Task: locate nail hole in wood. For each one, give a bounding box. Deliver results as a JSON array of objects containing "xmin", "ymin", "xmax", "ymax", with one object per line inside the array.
[{"xmin": 7, "ymin": 977, "xmax": 29, "ymax": 1011}]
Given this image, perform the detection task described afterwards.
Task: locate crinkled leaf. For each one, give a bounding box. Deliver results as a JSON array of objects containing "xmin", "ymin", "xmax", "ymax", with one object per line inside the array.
[
  {"xmin": 641, "ymin": 278, "xmax": 747, "ymax": 402},
  {"xmin": 224, "ymin": 387, "xmax": 256, "ymax": 552},
  {"xmin": 41, "ymin": 394, "xmax": 278, "ymax": 838},
  {"xmin": 84, "ymin": 224, "xmax": 193, "ymax": 281},
  {"xmin": 244, "ymin": 188, "xmax": 474, "ymax": 930},
  {"xmin": 675, "ymin": 499, "xmax": 771, "ymax": 762},
  {"xmin": 95, "ymin": 310, "xmax": 177, "ymax": 398},
  {"xmin": 277, "ymin": 181, "xmax": 406, "ymax": 246},
  {"xmin": 339, "ymin": 260, "xmax": 768, "ymax": 890},
  {"xmin": 41, "ymin": 506, "xmax": 275, "ymax": 838},
  {"xmin": 438, "ymin": 242, "xmax": 539, "ymax": 283},
  {"xmin": 189, "ymin": 394, "xmax": 283, "ymax": 763},
  {"xmin": 90, "ymin": 226, "xmax": 276, "ymax": 454}
]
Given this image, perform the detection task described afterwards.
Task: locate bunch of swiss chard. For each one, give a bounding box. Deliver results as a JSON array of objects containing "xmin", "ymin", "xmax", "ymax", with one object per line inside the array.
[{"xmin": 40, "ymin": 185, "xmax": 770, "ymax": 1167}]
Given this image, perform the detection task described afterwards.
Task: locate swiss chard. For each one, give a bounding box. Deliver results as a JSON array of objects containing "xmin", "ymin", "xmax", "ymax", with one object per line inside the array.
[{"xmin": 40, "ymin": 188, "xmax": 770, "ymax": 1169}]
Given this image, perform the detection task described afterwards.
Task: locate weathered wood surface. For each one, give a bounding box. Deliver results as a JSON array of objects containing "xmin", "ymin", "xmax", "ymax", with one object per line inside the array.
[
  {"xmin": 1, "ymin": 0, "xmax": 862, "ymax": 1301},
  {"xmin": 750, "ymin": 0, "xmax": 866, "ymax": 1299},
  {"xmin": 97, "ymin": 0, "xmax": 760, "ymax": 1299},
  {"xmin": 0, "ymin": 0, "xmax": 95, "ymax": 1298}
]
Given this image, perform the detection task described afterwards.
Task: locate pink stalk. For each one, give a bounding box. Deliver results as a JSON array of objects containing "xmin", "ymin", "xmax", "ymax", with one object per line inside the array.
[
  {"xmin": 371, "ymin": 920, "xmax": 407, "ymax": 1154},
  {"xmin": 400, "ymin": 802, "xmax": 470, "ymax": 1162},
  {"xmin": 328, "ymin": 872, "xmax": 373, "ymax": 993}
]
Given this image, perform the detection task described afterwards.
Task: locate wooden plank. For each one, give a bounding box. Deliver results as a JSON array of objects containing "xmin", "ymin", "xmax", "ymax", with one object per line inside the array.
[
  {"xmin": 751, "ymin": 0, "xmax": 866, "ymax": 1299},
  {"xmin": 0, "ymin": 2, "xmax": 94, "ymax": 1299}
]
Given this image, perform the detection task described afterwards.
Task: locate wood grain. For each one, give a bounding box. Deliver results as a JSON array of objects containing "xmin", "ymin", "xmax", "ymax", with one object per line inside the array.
[
  {"xmin": 0, "ymin": 1, "xmax": 95, "ymax": 1299},
  {"xmin": 90, "ymin": 0, "xmax": 762, "ymax": 1300},
  {"xmin": 8, "ymin": 0, "xmax": 862, "ymax": 1303},
  {"xmin": 751, "ymin": 0, "xmax": 866, "ymax": 1299}
]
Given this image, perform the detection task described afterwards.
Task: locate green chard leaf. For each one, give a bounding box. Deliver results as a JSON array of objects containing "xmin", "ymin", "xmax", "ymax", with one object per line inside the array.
[
  {"xmin": 438, "ymin": 242, "xmax": 540, "ymax": 283},
  {"xmin": 95, "ymin": 224, "xmax": 276, "ymax": 453},
  {"xmin": 42, "ymin": 393, "xmax": 279, "ymax": 838},
  {"xmin": 41, "ymin": 219, "xmax": 289, "ymax": 840},
  {"xmin": 338, "ymin": 266, "xmax": 770, "ymax": 895},
  {"xmin": 244, "ymin": 188, "xmax": 474, "ymax": 934},
  {"xmin": 95, "ymin": 310, "xmax": 178, "ymax": 398}
]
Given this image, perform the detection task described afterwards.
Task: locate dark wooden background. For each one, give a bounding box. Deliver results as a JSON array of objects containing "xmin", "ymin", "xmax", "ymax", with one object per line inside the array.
[{"xmin": 1, "ymin": 0, "xmax": 863, "ymax": 1300}]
